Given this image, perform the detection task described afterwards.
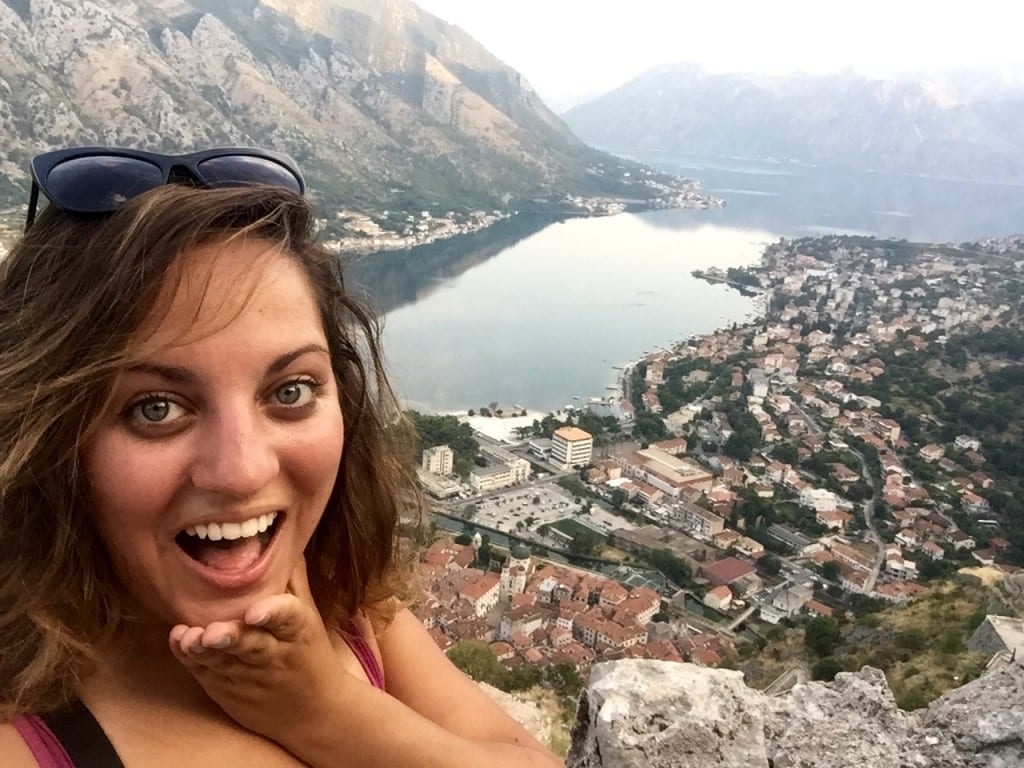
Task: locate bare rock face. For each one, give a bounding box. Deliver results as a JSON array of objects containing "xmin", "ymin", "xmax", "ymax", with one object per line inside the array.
[
  {"xmin": 479, "ymin": 683, "xmax": 552, "ymax": 746},
  {"xmin": 567, "ymin": 660, "xmax": 1024, "ymax": 768}
]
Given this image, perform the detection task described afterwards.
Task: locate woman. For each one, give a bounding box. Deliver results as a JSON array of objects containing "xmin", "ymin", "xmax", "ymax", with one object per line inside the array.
[{"xmin": 0, "ymin": 147, "xmax": 562, "ymax": 767}]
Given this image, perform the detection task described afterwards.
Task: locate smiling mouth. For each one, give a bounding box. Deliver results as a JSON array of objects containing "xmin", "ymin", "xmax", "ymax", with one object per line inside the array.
[{"xmin": 175, "ymin": 511, "xmax": 282, "ymax": 571}]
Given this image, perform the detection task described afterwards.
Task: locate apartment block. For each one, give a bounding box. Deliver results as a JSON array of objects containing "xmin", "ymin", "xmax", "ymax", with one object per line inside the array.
[
  {"xmin": 422, "ymin": 444, "xmax": 454, "ymax": 476},
  {"xmin": 551, "ymin": 426, "xmax": 593, "ymax": 469}
]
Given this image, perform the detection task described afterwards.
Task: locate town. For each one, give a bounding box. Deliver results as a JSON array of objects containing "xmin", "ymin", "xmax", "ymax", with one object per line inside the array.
[{"xmin": 409, "ymin": 233, "xmax": 1024, "ymax": 698}]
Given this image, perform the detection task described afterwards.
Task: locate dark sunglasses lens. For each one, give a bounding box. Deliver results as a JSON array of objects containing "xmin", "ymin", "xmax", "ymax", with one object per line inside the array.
[
  {"xmin": 197, "ymin": 156, "xmax": 302, "ymax": 193},
  {"xmin": 45, "ymin": 156, "xmax": 164, "ymax": 213}
]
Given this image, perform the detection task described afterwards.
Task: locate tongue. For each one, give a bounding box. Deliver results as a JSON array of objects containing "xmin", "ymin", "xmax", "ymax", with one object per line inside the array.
[{"xmin": 195, "ymin": 538, "xmax": 263, "ymax": 571}]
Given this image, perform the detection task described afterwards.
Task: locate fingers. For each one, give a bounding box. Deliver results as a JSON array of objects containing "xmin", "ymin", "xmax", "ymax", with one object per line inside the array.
[
  {"xmin": 170, "ymin": 622, "xmax": 235, "ymax": 668},
  {"xmin": 244, "ymin": 593, "xmax": 307, "ymax": 643}
]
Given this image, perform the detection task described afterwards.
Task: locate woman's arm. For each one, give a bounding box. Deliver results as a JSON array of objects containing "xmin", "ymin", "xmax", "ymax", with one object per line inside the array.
[
  {"xmin": 170, "ymin": 568, "xmax": 563, "ymax": 767},
  {"xmin": 292, "ymin": 609, "xmax": 563, "ymax": 767},
  {"xmin": 376, "ymin": 608, "xmax": 559, "ymax": 758}
]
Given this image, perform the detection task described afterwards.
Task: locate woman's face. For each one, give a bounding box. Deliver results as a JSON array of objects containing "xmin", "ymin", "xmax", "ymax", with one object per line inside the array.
[{"xmin": 83, "ymin": 239, "xmax": 345, "ymax": 627}]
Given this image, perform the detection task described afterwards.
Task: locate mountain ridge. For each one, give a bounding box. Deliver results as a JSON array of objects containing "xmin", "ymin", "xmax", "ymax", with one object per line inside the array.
[
  {"xmin": 0, "ymin": 0, "xmax": 702, "ymax": 238},
  {"xmin": 563, "ymin": 63, "xmax": 1024, "ymax": 184}
]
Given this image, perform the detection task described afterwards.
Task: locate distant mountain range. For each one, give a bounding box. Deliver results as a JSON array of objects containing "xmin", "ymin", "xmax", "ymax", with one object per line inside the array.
[
  {"xmin": 564, "ymin": 63, "xmax": 1024, "ymax": 183},
  {"xmin": 0, "ymin": 0, "xmax": 680, "ymax": 231}
]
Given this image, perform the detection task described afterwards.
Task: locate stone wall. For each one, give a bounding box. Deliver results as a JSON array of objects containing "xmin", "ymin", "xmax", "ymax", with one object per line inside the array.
[{"xmin": 567, "ymin": 659, "xmax": 1024, "ymax": 767}]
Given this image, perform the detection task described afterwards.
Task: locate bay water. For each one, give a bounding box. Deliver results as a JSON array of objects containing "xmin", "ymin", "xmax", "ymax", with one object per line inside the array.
[{"xmin": 348, "ymin": 157, "xmax": 1024, "ymax": 414}]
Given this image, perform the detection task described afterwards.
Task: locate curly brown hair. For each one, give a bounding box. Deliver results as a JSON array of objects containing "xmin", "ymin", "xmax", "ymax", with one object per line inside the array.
[{"xmin": 0, "ymin": 184, "xmax": 417, "ymax": 717}]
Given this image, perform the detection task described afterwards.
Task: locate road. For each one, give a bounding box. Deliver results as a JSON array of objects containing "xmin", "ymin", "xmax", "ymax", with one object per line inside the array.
[
  {"xmin": 779, "ymin": 382, "xmax": 884, "ymax": 592},
  {"xmin": 846, "ymin": 445, "xmax": 885, "ymax": 592}
]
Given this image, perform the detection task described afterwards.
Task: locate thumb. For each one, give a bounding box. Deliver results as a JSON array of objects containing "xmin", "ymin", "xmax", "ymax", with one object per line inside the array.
[{"xmin": 244, "ymin": 593, "xmax": 307, "ymax": 642}]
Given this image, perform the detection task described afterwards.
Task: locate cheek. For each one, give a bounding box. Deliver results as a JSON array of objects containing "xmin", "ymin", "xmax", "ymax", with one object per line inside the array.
[
  {"xmin": 292, "ymin": 409, "xmax": 344, "ymax": 504},
  {"xmin": 82, "ymin": 431, "xmax": 179, "ymax": 546}
]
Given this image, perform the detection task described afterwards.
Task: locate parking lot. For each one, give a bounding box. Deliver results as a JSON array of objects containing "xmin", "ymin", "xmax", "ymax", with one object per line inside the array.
[{"xmin": 472, "ymin": 485, "xmax": 637, "ymax": 539}]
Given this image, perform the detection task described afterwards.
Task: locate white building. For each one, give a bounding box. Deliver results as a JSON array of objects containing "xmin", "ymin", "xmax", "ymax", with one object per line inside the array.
[
  {"xmin": 551, "ymin": 426, "xmax": 593, "ymax": 469},
  {"xmin": 421, "ymin": 444, "xmax": 454, "ymax": 476},
  {"xmin": 469, "ymin": 464, "xmax": 517, "ymax": 492},
  {"xmin": 479, "ymin": 444, "xmax": 530, "ymax": 483},
  {"xmin": 799, "ymin": 487, "xmax": 839, "ymax": 512},
  {"xmin": 499, "ymin": 544, "xmax": 533, "ymax": 601}
]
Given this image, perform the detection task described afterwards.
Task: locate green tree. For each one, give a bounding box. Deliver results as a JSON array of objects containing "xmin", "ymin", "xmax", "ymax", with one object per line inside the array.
[
  {"xmin": 505, "ymin": 664, "xmax": 541, "ymax": 691},
  {"xmin": 804, "ymin": 616, "xmax": 841, "ymax": 657},
  {"xmin": 447, "ymin": 641, "xmax": 507, "ymax": 688},
  {"xmin": 569, "ymin": 528, "xmax": 602, "ymax": 557},
  {"xmin": 544, "ymin": 663, "xmax": 584, "ymax": 699},
  {"xmin": 771, "ymin": 442, "xmax": 799, "ymax": 466},
  {"xmin": 820, "ymin": 561, "xmax": 842, "ymax": 583},
  {"xmin": 812, "ymin": 656, "xmax": 842, "ymax": 682},
  {"xmin": 649, "ymin": 548, "xmax": 692, "ymax": 587},
  {"xmin": 759, "ymin": 554, "xmax": 783, "ymax": 576},
  {"xmin": 407, "ymin": 410, "xmax": 480, "ymax": 478}
]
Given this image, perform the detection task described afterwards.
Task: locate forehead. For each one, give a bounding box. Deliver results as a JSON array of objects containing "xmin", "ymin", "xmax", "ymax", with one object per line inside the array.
[{"xmin": 133, "ymin": 238, "xmax": 323, "ymax": 355}]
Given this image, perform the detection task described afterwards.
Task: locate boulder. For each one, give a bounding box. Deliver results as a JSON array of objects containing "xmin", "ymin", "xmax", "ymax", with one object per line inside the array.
[{"xmin": 567, "ymin": 659, "xmax": 1024, "ymax": 768}]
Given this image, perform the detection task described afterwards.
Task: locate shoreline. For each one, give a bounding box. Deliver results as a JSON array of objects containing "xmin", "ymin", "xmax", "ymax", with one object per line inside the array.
[
  {"xmin": 326, "ymin": 188, "xmax": 724, "ymax": 260},
  {"xmin": 394, "ymin": 257, "xmax": 768, "ymax": 426}
]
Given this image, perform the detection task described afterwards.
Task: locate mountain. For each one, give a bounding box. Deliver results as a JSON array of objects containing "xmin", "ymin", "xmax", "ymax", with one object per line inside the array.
[
  {"xmin": 563, "ymin": 63, "xmax": 1024, "ymax": 183},
  {"xmin": 0, "ymin": 0, "xmax": 687, "ymax": 233}
]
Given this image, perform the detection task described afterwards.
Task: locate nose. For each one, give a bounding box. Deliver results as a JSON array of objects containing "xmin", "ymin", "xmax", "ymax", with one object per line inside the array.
[{"xmin": 189, "ymin": 405, "xmax": 279, "ymax": 498}]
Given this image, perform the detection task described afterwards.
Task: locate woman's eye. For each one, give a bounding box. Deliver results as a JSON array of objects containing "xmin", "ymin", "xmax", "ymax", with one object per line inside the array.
[
  {"xmin": 128, "ymin": 398, "xmax": 186, "ymax": 425},
  {"xmin": 274, "ymin": 380, "xmax": 316, "ymax": 407}
]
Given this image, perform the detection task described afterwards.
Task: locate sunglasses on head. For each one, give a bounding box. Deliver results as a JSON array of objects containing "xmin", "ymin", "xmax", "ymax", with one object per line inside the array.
[{"xmin": 26, "ymin": 146, "xmax": 306, "ymax": 231}]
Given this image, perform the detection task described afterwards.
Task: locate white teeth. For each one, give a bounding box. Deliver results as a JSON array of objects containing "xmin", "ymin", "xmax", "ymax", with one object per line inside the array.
[{"xmin": 184, "ymin": 512, "xmax": 278, "ymax": 541}]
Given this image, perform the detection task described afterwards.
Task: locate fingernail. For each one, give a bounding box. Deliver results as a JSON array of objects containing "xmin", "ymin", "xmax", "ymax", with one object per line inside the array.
[
  {"xmin": 189, "ymin": 643, "xmax": 207, "ymax": 654},
  {"xmin": 207, "ymin": 636, "xmax": 231, "ymax": 649},
  {"xmin": 249, "ymin": 612, "xmax": 270, "ymax": 627}
]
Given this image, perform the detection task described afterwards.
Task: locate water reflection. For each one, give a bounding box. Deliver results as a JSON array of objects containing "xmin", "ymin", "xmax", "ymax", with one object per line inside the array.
[
  {"xmin": 365, "ymin": 214, "xmax": 769, "ymax": 412},
  {"xmin": 345, "ymin": 213, "xmax": 558, "ymax": 315}
]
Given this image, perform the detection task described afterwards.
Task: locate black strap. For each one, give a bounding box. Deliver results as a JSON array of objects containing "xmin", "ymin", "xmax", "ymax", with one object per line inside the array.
[{"xmin": 41, "ymin": 698, "xmax": 126, "ymax": 768}]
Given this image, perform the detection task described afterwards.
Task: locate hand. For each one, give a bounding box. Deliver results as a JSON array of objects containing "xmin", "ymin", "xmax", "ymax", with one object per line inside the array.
[{"xmin": 168, "ymin": 560, "xmax": 354, "ymax": 743}]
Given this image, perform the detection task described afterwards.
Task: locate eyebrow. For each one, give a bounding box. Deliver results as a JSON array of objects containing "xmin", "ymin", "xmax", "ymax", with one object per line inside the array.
[{"xmin": 124, "ymin": 343, "xmax": 331, "ymax": 383}]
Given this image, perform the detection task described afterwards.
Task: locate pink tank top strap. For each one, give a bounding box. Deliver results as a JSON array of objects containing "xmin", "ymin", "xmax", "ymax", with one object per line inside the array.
[
  {"xmin": 12, "ymin": 715, "xmax": 75, "ymax": 768},
  {"xmin": 340, "ymin": 619, "xmax": 386, "ymax": 691}
]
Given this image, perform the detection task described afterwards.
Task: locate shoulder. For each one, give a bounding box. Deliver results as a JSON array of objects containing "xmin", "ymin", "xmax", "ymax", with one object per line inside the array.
[{"xmin": 0, "ymin": 718, "xmax": 46, "ymax": 767}]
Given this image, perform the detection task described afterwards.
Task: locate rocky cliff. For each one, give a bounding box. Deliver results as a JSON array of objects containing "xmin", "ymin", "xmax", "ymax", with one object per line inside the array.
[
  {"xmin": 566, "ymin": 659, "xmax": 1024, "ymax": 767},
  {"xmin": 0, "ymin": 0, "xmax": 667, "ymax": 228}
]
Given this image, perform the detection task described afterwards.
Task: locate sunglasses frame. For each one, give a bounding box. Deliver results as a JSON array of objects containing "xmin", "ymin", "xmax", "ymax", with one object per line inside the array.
[{"xmin": 26, "ymin": 146, "xmax": 306, "ymax": 231}]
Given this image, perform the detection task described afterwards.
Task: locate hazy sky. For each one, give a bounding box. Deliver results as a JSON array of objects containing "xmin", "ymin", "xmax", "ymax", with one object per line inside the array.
[{"xmin": 416, "ymin": 1, "xmax": 1024, "ymax": 110}]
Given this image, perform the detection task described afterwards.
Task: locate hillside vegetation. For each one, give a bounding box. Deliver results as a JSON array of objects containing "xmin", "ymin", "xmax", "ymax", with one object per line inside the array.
[{"xmin": 742, "ymin": 573, "xmax": 1016, "ymax": 710}]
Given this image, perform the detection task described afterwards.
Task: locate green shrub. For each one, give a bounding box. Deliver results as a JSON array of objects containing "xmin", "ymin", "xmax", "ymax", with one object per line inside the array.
[
  {"xmin": 812, "ymin": 656, "xmax": 842, "ymax": 682},
  {"xmin": 895, "ymin": 629, "xmax": 928, "ymax": 652}
]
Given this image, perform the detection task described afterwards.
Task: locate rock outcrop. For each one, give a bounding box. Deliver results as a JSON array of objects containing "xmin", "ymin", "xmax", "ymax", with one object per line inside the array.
[
  {"xmin": 479, "ymin": 683, "xmax": 563, "ymax": 752},
  {"xmin": 567, "ymin": 659, "xmax": 1024, "ymax": 768}
]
